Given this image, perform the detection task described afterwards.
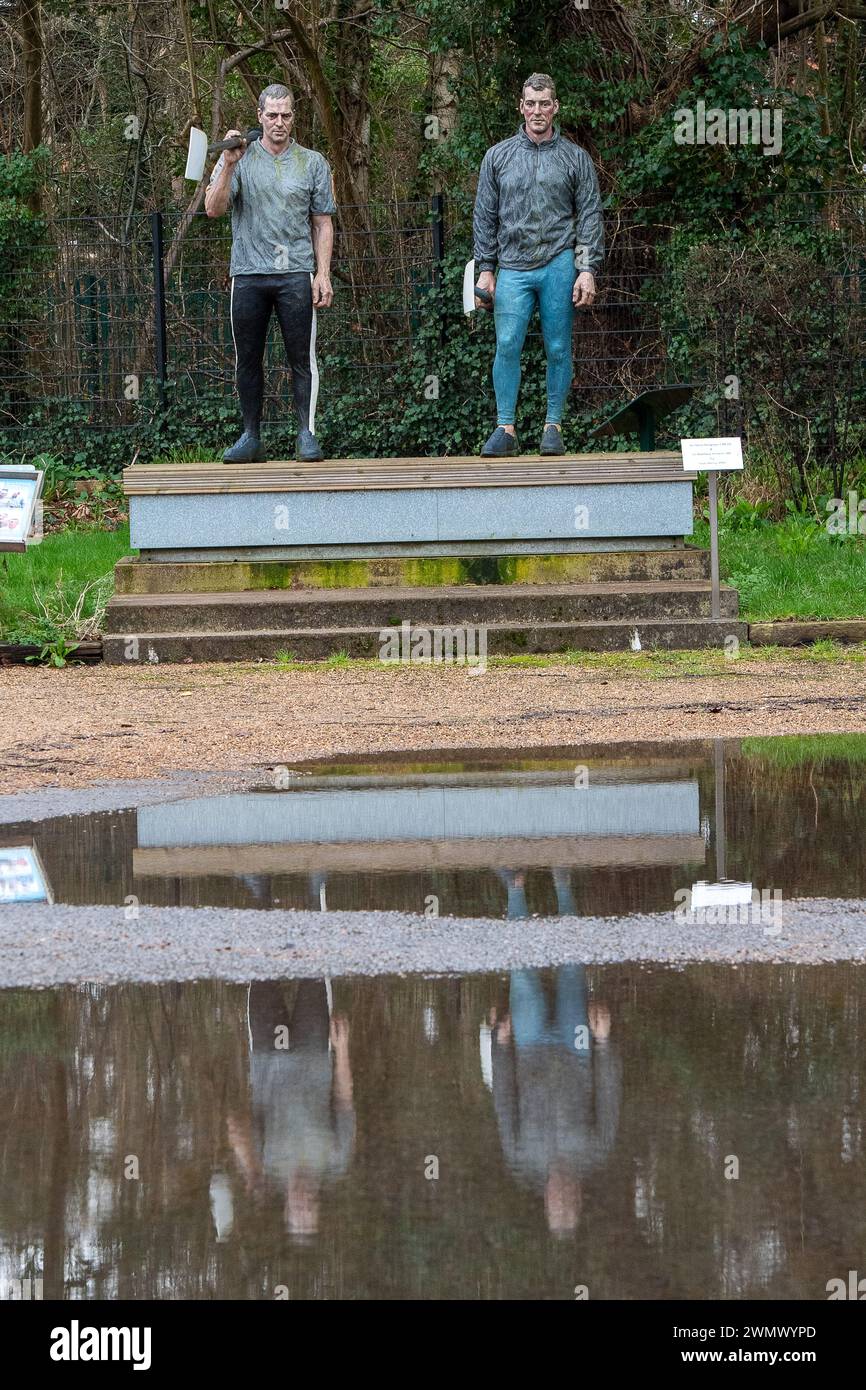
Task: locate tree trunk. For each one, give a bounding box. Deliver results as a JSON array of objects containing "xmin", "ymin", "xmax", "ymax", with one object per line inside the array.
[
  {"xmin": 332, "ymin": 0, "xmax": 373, "ymax": 208},
  {"xmin": 20, "ymin": 0, "xmax": 43, "ymax": 155},
  {"xmin": 431, "ymin": 48, "xmax": 461, "ymax": 152}
]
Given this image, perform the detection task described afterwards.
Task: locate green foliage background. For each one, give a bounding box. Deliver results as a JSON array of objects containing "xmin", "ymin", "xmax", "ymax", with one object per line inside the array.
[{"xmin": 1, "ymin": 8, "xmax": 864, "ymax": 505}]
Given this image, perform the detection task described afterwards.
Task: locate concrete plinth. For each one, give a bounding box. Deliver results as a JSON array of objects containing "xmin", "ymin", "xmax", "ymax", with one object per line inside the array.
[
  {"xmin": 108, "ymin": 452, "xmax": 746, "ymax": 662},
  {"xmin": 124, "ymin": 453, "xmax": 695, "ymax": 553}
]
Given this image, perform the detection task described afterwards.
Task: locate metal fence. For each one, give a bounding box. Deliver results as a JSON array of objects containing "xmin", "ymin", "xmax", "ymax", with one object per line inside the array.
[
  {"xmin": 0, "ymin": 198, "xmax": 444, "ymax": 432},
  {"xmin": 1, "ymin": 191, "xmax": 864, "ymax": 472}
]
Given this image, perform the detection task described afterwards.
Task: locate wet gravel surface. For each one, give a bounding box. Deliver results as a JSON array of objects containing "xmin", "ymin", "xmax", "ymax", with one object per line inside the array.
[
  {"xmin": 3, "ymin": 657, "xmax": 865, "ymax": 792},
  {"xmin": 1, "ymin": 898, "xmax": 864, "ymax": 987},
  {"xmin": 0, "ymin": 767, "xmax": 259, "ymax": 825}
]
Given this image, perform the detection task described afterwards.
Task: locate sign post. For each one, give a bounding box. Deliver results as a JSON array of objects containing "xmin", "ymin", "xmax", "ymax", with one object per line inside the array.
[{"xmin": 680, "ymin": 438, "xmax": 744, "ymax": 623}]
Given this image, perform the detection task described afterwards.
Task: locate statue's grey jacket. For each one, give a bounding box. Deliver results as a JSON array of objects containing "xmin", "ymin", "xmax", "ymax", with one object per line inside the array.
[{"xmin": 473, "ymin": 124, "xmax": 604, "ymax": 276}]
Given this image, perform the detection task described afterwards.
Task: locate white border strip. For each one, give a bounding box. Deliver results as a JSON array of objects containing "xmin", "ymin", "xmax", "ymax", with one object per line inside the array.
[
  {"xmin": 229, "ymin": 275, "xmax": 239, "ymax": 387},
  {"xmin": 309, "ymin": 273, "xmax": 320, "ymax": 435}
]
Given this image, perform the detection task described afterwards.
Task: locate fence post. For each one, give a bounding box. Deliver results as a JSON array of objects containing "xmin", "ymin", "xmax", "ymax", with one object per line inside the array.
[
  {"xmin": 150, "ymin": 211, "xmax": 168, "ymax": 410},
  {"xmin": 430, "ymin": 192, "xmax": 445, "ymax": 278},
  {"xmin": 430, "ymin": 193, "xmax": 446, "ymax": 349}
]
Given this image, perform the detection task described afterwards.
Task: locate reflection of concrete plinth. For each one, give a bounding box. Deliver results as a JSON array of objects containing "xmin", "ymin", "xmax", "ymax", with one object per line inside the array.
[
  {"xmin": 105, "ymin": 454, "xmax": 746, "ymax": 662},
  {"xmin": 133, "ymin": 774, "xmax": 704, "ymax": 879}
]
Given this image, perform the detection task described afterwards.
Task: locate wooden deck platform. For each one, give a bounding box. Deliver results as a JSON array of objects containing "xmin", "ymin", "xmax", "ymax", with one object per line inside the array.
[{"xmin": 123, "ymin": 451, "xmax": 694, "ymax": 494}]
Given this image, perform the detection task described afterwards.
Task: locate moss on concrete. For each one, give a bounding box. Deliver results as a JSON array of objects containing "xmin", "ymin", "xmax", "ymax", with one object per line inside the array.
[{"xmin": 114, "ymin": 549, "xmax": 711, "ymax": 594}]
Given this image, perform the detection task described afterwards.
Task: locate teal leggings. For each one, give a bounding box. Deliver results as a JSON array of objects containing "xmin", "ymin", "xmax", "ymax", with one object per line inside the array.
[{"xmin": 492, "ymin": 247, "xmax": 576, "ymax": 426}]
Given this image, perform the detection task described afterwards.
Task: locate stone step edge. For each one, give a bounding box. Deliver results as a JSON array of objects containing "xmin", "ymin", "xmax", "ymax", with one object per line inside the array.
[
  {"xmin": 101, "ymin": 621, "xmax": 749, "ymax": 663},
  {"xmin": 103, "ymin": 618, "xmax": 749, "ymax": 642},
  {"xmin": 106, "ymin": 580, "xmax": 739, "ymax": 607}
]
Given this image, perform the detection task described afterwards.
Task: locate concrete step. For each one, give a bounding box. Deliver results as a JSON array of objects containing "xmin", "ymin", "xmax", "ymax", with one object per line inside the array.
[
  {"xmin": 102, "ymin": 618, "xmax": 749, "ymax": 665},
  {"xmin": 114, "ymin": 547, "xmax": 712, "ymax": 593},
  {"xmin": 105, "ymin": 581, "xmax": 739, "ymax": 636}
]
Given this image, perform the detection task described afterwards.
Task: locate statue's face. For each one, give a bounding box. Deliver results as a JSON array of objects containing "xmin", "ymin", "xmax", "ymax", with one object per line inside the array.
[
  {"xmin": 519, "ymin": 87, "xmax": 558, "ymax": 139},
  {"xmin": 259, "ymin": 97, "xmax": 294, "ymax": 150}
]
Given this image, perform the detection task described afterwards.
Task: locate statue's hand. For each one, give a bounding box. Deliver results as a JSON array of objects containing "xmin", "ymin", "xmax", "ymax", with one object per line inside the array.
[
  {"xmin": 573, "ymin": 271, "xmax": 596, "ymax": 307},
  {"xmin": 475, "ymin": 269, "xmax": 496, "ymax": 309},
  {"xmin": 223, "ymin": 130, "xmax": 246, "ymax": 166},
  {"xmin": 588, "ymin": 1001, "xmax": 611, "ymax": 1040},
  {"xmin": 313, "ymin": 272, "xmax": 333, "ymax": 308}
]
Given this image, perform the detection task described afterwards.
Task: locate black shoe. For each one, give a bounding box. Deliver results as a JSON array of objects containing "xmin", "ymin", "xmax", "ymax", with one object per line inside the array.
[
  {"xmin": 480, "ymin": 426, "xmax": 519, "ymax": 458},
  {"xmin": 296, "ymin": 429, "xmax": 324, "ymax": 462},
  {"xmin": 223, "ymin": 431, "xmax": 266, "ymax": 464},
  {"xmin": 539, "ymin": 424, "xmax": 566, "ymax": 455}
]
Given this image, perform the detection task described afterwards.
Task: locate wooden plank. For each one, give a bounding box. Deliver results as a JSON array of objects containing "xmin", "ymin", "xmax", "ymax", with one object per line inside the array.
[
  {"xmin": 0, "ymin": 641, "xmax": 102, "ymax": 667},
  {"xmin": 124, "ymin": 452, "xmax": 694, "ymax": 495}
]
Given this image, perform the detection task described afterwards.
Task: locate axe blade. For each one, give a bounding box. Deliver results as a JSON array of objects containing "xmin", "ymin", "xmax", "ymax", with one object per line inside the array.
[
  {"xmin": 462, "ymin": 258, "xmax": 476, "ymax": 316},
  {"xmin": 184, "ymin": 126, "xmax": 208, "ymax": 183}
]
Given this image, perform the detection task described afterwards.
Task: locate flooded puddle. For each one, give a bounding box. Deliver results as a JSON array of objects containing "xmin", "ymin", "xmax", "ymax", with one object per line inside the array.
[
  {"xmin": 3, "ymin": 736, "xmax": 866, "ymax": 918},
  {"xmin": 1, "ymin": 962, "xmax": 864, "ymax": 1300},
  {"xmin": 2, "ymin": 735, "xmax": 865, "ymax": 1299}
]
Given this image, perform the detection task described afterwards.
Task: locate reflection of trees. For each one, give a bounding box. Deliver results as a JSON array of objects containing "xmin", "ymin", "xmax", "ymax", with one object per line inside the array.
[
  {"xmin": 611, "ymin": 963, "xmax": 866, "ymax": 1299},
  {"xmin": 0, "ymin": 962, "xmax": 864, "ymax": 1300},
  {"xmin": 718, "ymin": 746, "xmax": 866, "ymax": 899}
]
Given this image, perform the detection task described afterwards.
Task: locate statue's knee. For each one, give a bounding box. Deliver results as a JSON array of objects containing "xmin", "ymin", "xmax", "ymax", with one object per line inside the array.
[
  {"xmin": 545, "ymin": 339, "xmax": 570, "ymax": 368},
  {"xmin": 494, "ymin": 323, "xmax": 523, "ymax": 358}
]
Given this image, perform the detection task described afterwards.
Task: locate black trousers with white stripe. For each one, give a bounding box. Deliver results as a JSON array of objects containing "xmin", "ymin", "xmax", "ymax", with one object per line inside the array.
[{"xmin": 229, "ymin": 272, "xmax": 319, "ymax": 436}]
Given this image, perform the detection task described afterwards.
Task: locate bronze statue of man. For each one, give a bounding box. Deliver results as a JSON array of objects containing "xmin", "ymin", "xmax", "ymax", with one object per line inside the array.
[
  {"xmin": 473, "ymin": 72, "xmax": 604, "ymax": 457},
  {"xmin": 206, "ymin": 83, "xmax": 336, "ymax": 464}
]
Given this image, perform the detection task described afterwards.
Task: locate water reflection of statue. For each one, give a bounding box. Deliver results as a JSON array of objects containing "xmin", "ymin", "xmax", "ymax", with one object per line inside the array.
[
  {"xmin": 495, "ymin": 866, "xmax": 577, "ymax": 919},
  {"xmin": 225, "ymin": 980, "xmax": 355, "ymax": 1240},
  {"xmin": 488, "ymin": 966, "xmax": 621, "ymax": 1235}
]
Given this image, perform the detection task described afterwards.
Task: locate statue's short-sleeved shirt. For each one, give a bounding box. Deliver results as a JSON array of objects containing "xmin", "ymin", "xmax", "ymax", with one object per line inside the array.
[{"xmin": 209, "ymin": 138, "xmax": 336, "ymax": 277}]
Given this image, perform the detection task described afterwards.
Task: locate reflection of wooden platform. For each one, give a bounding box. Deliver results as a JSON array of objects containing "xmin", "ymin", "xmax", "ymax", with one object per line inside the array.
[
  {"xmin": 133, "ymin": 833, "xmax": 707, "ymax": 877},
  {"xmin": 136, "ymin": 781, "xmax": 700, "ymax": 847},
  {"xmin": 124, "ymin": 453, "xmax": 695, "ymax": 494}
]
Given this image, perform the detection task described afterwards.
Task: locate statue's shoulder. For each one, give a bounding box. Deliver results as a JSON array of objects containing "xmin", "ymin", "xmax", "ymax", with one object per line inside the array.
[
  {"xmin": 559, "ymin": 133, "xmax": 591, "ymax": 164},
  {"xmin": 486, "ymin": 133, "xmax": 521, "ymax": 166},
  {"xmin": 289, "ymin": 141, "xmax": 331, "ymax": 171}
]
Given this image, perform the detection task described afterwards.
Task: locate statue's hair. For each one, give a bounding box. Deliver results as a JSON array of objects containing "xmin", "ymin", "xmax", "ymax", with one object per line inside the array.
[
  {"xmin": 522, "ymin": 72, "xmax": 556, "ymax": 101},
  {"xmin": 258, "ymin": 83, "xmax": 294, "ymax": 112}
]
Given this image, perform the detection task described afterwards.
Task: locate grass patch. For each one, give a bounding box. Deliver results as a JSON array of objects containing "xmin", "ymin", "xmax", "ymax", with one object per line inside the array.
[
  {"xmin": 0, "ymin": 524, "xmax": 133, "ymax": 644},
  {"xmin": 258, "ymin": 643, "xmax": 866, "ymax": 678},
  {"xmin": 149, "ymin": 446, "xmax": 223, "ymax": 465},
  {"xmin": 325, "ymin": 649, "xmax": 351, "ymax": 668},
  {"xmin": 691, "ymin": 514, "xmax": 866, "ymax": 620}
]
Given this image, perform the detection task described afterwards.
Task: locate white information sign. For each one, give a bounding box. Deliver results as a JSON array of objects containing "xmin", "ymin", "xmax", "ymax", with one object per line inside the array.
[
  {"xmin": 681, "ymin": 437, "xmax": 744, "ymax": 472},
  {"xmin": 0, "ymin": 465, "xmax": 44, "ymax": 551},
  {"xmin": 0, "ymin": 844, "xmax": 53, "ymax": 905}
]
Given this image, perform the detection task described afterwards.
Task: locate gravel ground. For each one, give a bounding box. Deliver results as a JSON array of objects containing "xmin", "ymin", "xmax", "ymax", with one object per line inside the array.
[
  {"xmin": 2, "ymin": 656, "xmax": 865, "ymax": 793},
  {"xmin": 0, "ymin": 898, "xmax": 864, "ymax": 987},
  {"xmin": 0, "ymin": 767, "xmax": 262, "ymax": 825}
]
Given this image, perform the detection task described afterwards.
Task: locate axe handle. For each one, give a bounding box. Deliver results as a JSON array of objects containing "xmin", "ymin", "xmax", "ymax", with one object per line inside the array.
[
  {"xmin": 207, "ymin": 136, "xmax": 245, "ymax": 155},
  {"xmin": 206, "ymin": 129, "xmax": 261, "ymax": 156}
]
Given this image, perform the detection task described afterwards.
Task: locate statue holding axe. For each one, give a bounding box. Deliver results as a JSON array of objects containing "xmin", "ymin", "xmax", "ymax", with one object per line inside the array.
[{"xmin": 192, "ymin": 84, "xmax": 336, "ymax": 464}]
